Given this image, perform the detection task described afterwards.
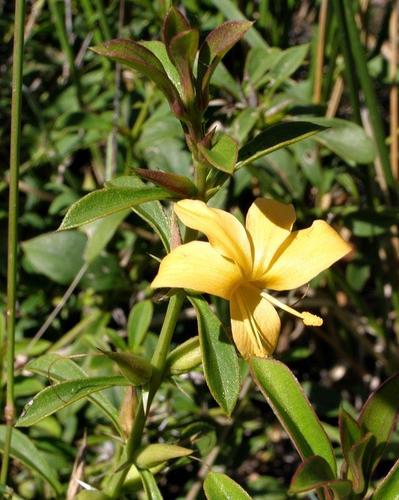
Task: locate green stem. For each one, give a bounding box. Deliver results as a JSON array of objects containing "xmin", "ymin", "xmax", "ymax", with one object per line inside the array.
[
  {"xmin": 341, "ymin": 0, "xmax": 395, "ymax": 193},
  {"xmin": 333, "ymin": 0, "xmax": 362, "ymax": 124},
  {"xmin": 48, "ymin": 0, "xmax": 83, "ymax": 108},
  {"xmin": 194, "ymin": 160, "xmax": 207, "ymax": 198},
  {"xmin": 81, "ymin": 0, "xmax": 104, "ymax": 45},
  {"xmin": 0, "ymin": 0, "xmax": 25, "ymax": 486},
  {"xmin": 92, "ymin": 0, "xmax": 112, "ymax": 40},
  {"xmin": 105, "ymin": 292, "xmax": 185, "ymax": 498}
]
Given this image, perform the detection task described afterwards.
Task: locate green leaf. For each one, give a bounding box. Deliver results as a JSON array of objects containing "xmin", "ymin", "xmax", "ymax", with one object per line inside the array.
[
  {"xmin": 83, "ymin": 210, "xmax": 129, "ymax": 263},
  {"xmin": 268, "ymin": 44, "xmax": 309, "ymax": 88},
  {"xmin": 27, "ymin": 353, "xmax": 123, "ymax": 436},
  {"xmin": 128, "ymin": 300, "xmax": 154, "ymax": 350},
  {"xmin": 140, "ymin": 40, "xmax": 182, "ymax": 97},
  {"xmin": 81, "ymin": 253, "xmax": 128, "ymax": 292},
  {"xmin": 251, "ymin": 359, "xmax": 336, "ymax": 475},
  {"xmin": 245, "ymin": 47, "xmax": 281, "ymax": 89},
  {"xmin": 134, "ymin": 168, "xmax": 197, "ymax": 197},
  {"xmin": 75, "ymin": 492, "xmax": 111, "ymax": 500},
  {"xmin": 346, "ymin": 209, "xmax": 398, "ymax": 237},
  {"xmin": 170, "ymin": 29, "xmax": 198, "ymax": 72},
  {"xmin": 139, "ymin": 469, "xmax": 163, "ymax": 500},
  {"xmin": 16, "ymin": 376, "xmax": 129, "ymax": 427},
  {"xmin": 208, "ymin": 0, "xmax": 268, "ymax": 49},
  {"xmin": 162, "ymin": 6, "xmax": 190, "ymax": 49},
  {"xmin": 210, "ymin": 62, "xmax": 242, "ymax": 100},
  {"xmin": 135, "ymin": 443, "xmax": 192, "ymax": 469},
  {"xmin": 59, "ymin": 186, "xmax": 172, "ymax": 230},
  {"xmin": 373, "ymin": 459, "xmax": 399, "ymax": 500},
  {"xmin": 197, "ymin": 20, "xmax": 252, "ymax": 107},
  {"xmin": 306, "ymin": 117, "xmax": 376, "ymax": 164},
  {"xmin": 204, "ymin": 472, "xmax": 251, "ymax": 500},
  {"xmin": 22, "ymin": 231, "xmax": 86, "ymax": 284},
  {"xmin": 290, "ymin": 456, "xmax": 345, "ymax": 494},
  {"xmin": 169, "ymin": 30, "xmax": 199, "ymax": 102},
  {"xmin": 108, "ymin": 176, "xmax": 171, "ymax": 250},
  {"xmin": 347, "ymin": 432, "xmax": 374, "ymax": 494},
  {"xmin": 339, "ymin": 407, "xmax": 363, "ymax": 465},
  {"xmin": 358, "ymin": 372, "xmax": 399, "ymax": 470},
  {"xmin": 0, "ymin": 426, "xmax": 62, "ymax": 494},
  {"xmin": 166, "ymin": 337, "xmax": 202, "ymax": 375},
  {"xmin": 199, "ymin": 134, "xmax": 238, "ymax": 174},
  {"xmin": 91, "ymin": 39, "xmax": 181, "ymax": 107},
  {"xmin": 98, "ymin": 350, "xmax": 152, "ymax": 385},
  {"xmin": 190, "ymin": 296, "xmax": 240, "ymax": 416},
  {"xmin": 237, "ymin": 121, "xmax": 325, "ymax": 167}
]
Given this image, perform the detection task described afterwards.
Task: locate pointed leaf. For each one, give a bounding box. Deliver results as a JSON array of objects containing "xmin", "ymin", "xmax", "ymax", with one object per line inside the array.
[
  {"xmin": 373, "ymin": 459, "xmax": 399, "ymax": 500},
  {"xmin": 136, "ymin": 443, "xmax": 192, "ymax": 469},
  {"xmin": 140, "ymin": 40, "xmax": 182, "ymax": 97},
  {"xmin": 0, "ymin": 426, "xmax": 62, "ymax": 494},
  {"xmin": 99, "ymin": 350, "xmax": 152, "ymax": 385},
  {"xmin": 27, "ymin": 353, "xmax": 122, "ymax": 436},
  {"xmin": 190, "ymin": 296, "xmax": 240, "ymax": 416},
  {"xmin": 128, "ymin": 300, "xmax": 154, "ymax": 350},
  {"xmin": 170, "ymin": 29, "xmax": 198, "ymax": 70},
  {"xmin": 204, "ymin": 472, "xmax": 251, "ymax": 500},
  {"xmin": 237, "ymin": 121, "xmax": 325, "ymax": 167},
  {"xmin": 92, "ymin": 39, "xmax": 180, "ymax": 106},
  {"xmin": 139, "ymin": 469, "xmax": 163, "ymax": 500},
  {"xmin": 22, "ymin": 231, "xmax": 86, "ymax": 284},
  {"xmin": 358, "ymin": 372, "xmax": 399, "ymax": 470},
  {"xmin": 16, "ymin": 376, "xmax": 129, "ymax": 427},
  {"xmin": 170, "ymin": 30, "xmax": 199, "ymax": 102},
  {"xmin": 339, "ymin": 407, "xmax": 363, "ymax": 465},
  {"xmin": 347, "ymin": 432, "xmax": 374, "ymax": 494},
  {"xmin": 163, "ymin": 7, "xmax": 190, "ymax": 49},
  {"xmin": 134, "ymin": 168, "xmax": 198, "ymax": 197},
  {"xmin": 197, "ymin": 20, "xmax": 252, "ymax": 107},
  {"xmin": 59, "ymin": 186, "xmax": 172, "ymax": 230},
  {"xmin": 166, "ymin": 336, "xmax": 202, "ymax": 375},
  {"xmin": 199, "ymin": 134, "xmax": 238, "ymax": 174},
  {"xmin": 251, "ymin": 358, "xmax": 336, "ymax": 475},
  {"xmin": 108, "ymin": 176, "xmax": 171, "ymax": 250},
  {"xmin": 290, "ymin": 456, "xmax": 345, "ymax": 494},
  {"xmin": 305, "ymin": 117, "xmax": 376, "ymax": 164},
  {"xmin": 75, "ymin": 492, "xmax": 110, "ymax": 499},
  {"xmin": 84, "ymin": 210, "xmax": 129, "ymax": 263},
  {"xmin": 268, "ymin": 44, "xmax": 309, "ymax": 87},
  {"xmin": 208, "ymin": 0, "xmax": 268, "ymax": 49}
]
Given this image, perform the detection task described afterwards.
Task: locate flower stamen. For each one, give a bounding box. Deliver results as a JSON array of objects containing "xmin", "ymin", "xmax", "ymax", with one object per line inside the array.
[{"xmin": 261, "ymin": 291, "xmax": 323, "ymax": 327}]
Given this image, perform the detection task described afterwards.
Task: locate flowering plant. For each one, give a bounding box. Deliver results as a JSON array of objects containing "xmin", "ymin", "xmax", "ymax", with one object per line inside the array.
[{"xmin": 7, "ymin": 5, "xmax": 399, "ymax": 500}]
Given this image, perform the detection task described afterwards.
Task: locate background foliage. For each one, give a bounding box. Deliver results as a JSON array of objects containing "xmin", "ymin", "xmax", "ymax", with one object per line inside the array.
[{"xmin": 1, "ymin": 0, "xmax": 398, "ymax": 498}]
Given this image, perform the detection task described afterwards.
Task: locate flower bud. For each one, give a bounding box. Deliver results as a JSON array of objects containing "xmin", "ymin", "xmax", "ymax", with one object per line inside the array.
[
  {"xmin": 99, "ymin": 349, "xmax": 152, "ymax": 385},
  {"xmin": 135, "ymin": 444, "xmax": 192, "ymax": 469},
  {"xmin": 166, "ymin": 337, "xmax": 202, "ymax": 375}
]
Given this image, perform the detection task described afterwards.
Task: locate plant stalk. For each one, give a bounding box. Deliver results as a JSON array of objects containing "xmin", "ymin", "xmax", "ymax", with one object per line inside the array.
[
  {"xmin": 0, "ymin": 0, "xmax": 26, "ymax": 486},
  {"xmin": 333, "ymin": 0, "xmax": 362, "ymax": 124},
  {"xmin": 313, "ymin": 0, "xmax": 329, "ymax": 104},
  {"xmin": 341, "ymin": 0, "xmax": 395, "ymax": 193},
  {"xmin": 105, "ymin": 292, "xmax": 185, "ymax": 498},
  {"xmin": 390, "ymin": 0, "xmax": 399, "ymax": 179},
  {"xmin": 48, "ymin": 0, "xmax": 83, "ymax": 108}
]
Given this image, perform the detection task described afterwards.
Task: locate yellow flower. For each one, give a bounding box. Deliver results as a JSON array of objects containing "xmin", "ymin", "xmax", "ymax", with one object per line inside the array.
[{"xmin": 152, "ymin": 199, "xmax": 351, "ymax": 359}]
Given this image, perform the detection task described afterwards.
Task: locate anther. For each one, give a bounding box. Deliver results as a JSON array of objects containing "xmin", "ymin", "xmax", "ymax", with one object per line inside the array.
[
  {"xmin": 261, "ymin": 291, "xmax": 323, "ymax": 327},
  {"xmin": 301, "ymin": 312, "xmax": 323, "ymax": 327}
]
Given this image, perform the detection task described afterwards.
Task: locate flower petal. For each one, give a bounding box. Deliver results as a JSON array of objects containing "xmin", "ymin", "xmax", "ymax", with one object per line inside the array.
[
  {"xmin": 151, "ymin": 241, "xmax": 241, "ymax": 300},
  {"xmin": 262, "ymin": 220, "xmax": 351, "ymax": 290},
  {"xmin": 246, "ymin": 198, "xmax": 295, "ymax": 278},
  {"xmin": 230, "ymin": 285, "xmax": 281, "ymax": 359},
  {"xmin": 175, "ymin": 200, "xmax": 252, "ymax": 273}
]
